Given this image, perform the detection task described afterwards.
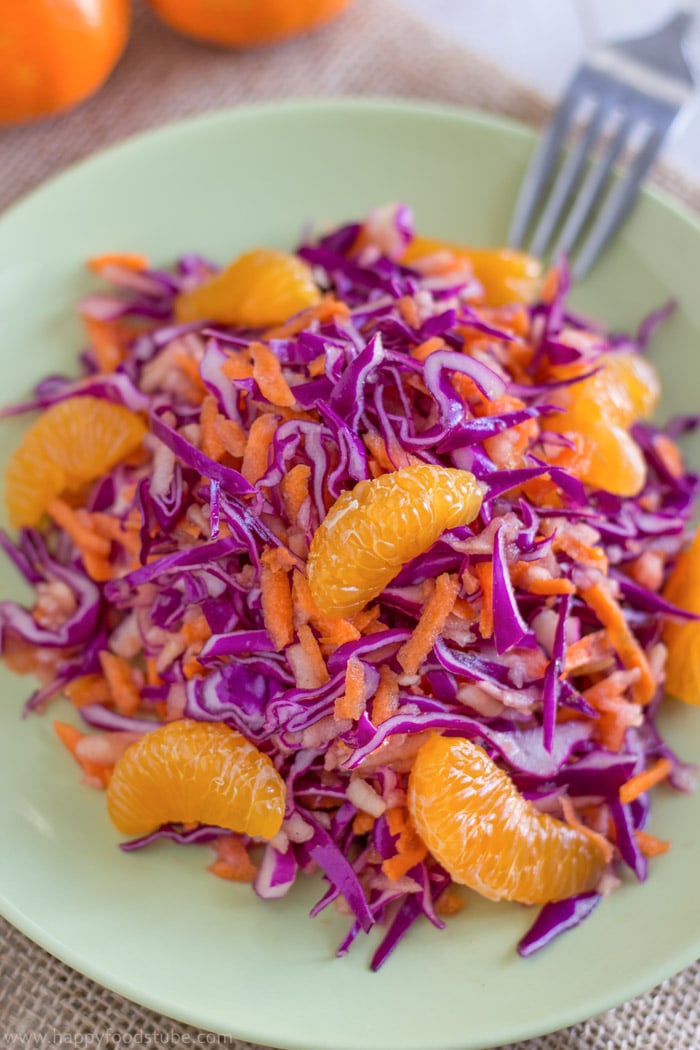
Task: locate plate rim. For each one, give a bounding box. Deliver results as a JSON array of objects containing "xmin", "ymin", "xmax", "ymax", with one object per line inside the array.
[
  {"xmin": 1, "ymin": 95, "xmax": 699, "ymax": 1049},
  {"xmin": 2, "ymin": 95, "xmax": 700, "ymax": 239}
]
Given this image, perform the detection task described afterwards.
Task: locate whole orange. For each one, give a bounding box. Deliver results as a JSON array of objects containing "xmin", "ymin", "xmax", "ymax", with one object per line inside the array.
[
  {"xmin": 146, "ymin": 0, "xmax": 353, "ymax": 48},
  {"xmin": 0, "ymin": 0, "xmax": 130, "ymax": 125}
]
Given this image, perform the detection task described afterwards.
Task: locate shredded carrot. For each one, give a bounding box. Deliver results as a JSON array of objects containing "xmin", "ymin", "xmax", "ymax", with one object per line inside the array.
[
  {"xmin": 211, "ymin": 416, "xmax": 246, "ymax": 459},
  {"xmin": 581, "ymin": 582, "xmax": 656, "ymax": 704},
  {"xmin": 199, "ymin": 395, "xmax": 226, "ymax": 461},
  {"xmin": 260, "ymin": 559, "xmax": 294, "ymax": 651},
  {"xmin": 172, "ymin": 352, "xmax": 207, "ymax": 400},
  {"xmin": 435, "ymin": 889, "xmax": 464, "ymax": 916},
  {"xmin": 397, "ymin": 573, "xmax": 460, "ymax": 675},
  {"xmin": 208, "ymin": 836, "xmax": 257, "ymax": 881},
  {"xmin": 81, "ymin": 551, "xmax": 115, "ymax": 582},
  {"xmin": 87, "ymin": 252, "xmax": 149, "ymax": 275},
  {"xmin": 540, "ymin": 266, "xmax": 560, "ymax": 304},
  {"xmin": 334, "ymin": 656, "xmax": 367, "ymax": 721},
  {"xmin": 46, "ymin": 499, "xmax": 111, "ymax": 558},
  {"xmin": 480, "ymin": 395, "xmax": 538, "ymax": 463},
  {"xmin": 263, "ymin": 294, "xmax": 350, "ymax": 339},
  {"xmin": 352, "ymin": 811, "xmax": 375, "ymax": 835},
  {"xmin": 582, "ymin": 670, "xmax": 640, "ymax": 710},
  {"xmin": 386, "ymin": 806, "xmax": 408, "ymax": 837},
  {"xmin": 99, "ymin": 651, "xmax": 141, "ymax": 716},
  {"xmin": 410, "ymin": 336, "xmax": 445, "ymax": 362},
  {"xmin": 240, "ymin": 413, "xmax": 279, "ymax": 484},
  {"xmin": 363, "ymin": 431, "xmax": 396, "ymax": 472},
  {"xmin": 635, "ymin": 830, "xmax": 671, "ymax": 857},
  {"xmin": 281, "ymin": 464, "xmax": 312, "ymax": 523},
  {"xmin": 297, "ymin": 624, "xmax": 330, "ymax": 686},
  {"xmin": 53, "ymin": 719, "xmax": 84, "ymax": 757},
  {"xmin": 594, "ymin": 709, "xmax": 631, "ymax": 752},
  {"xmin": 291, "ymin": 569, "xmax": 318, "ymax": 627},
  {"xmin": 474, "ymin": 561, "xmax": 494, "ymax": 639},
  {"xmin": 510, "ymin": 561, "xmax": 575, "ymax": 595},
  {"xmin": 90, "ymin": 512, "xmax": 141, "ymax": 554},
  {"xmin": 181, "ymin": 613, "xmax": 212, "ymax": 646},
  {"xmin": 220, "ymin": 351, "xmax": 254, "ymax": 381},
  {"xmin": 564, "ymin": 629, "xmax": 615, "ymax": 676},
  {"xmin": 553, "ymin": 532, "xmax": 608, "ymax": 573},
  {"xmin": 397, "ymin": 296, "xmax": 420, "ymax": 329},
  {"xmin": 250, "ymin": 341, "xmax": 296, "ymax": 408},
  {"xmin": 290, "ymin": 573, "xmax": 361, "ymax": 646},
  {"xmin": 619, "ymin": 758, "xmax": 673, "ymax": 805},
  {"xmin": 451, "ymin": 596, "xmax": 478, "ymax": 621},
  {"xmin": 64, "ymin": 674, "xmax": 111, "ymax": 707},
  {"xmin": 372, "ymin": 666, "xmax": 400, "ymax": 724},
  {"xmin": 53, "ymin": 721, "xmax": 111, "ymax": 788},
  {"xmin": 652, "ymin": 433, "xmax": 684, "ymax": 478},
  {"xmin": 520, "ymin": 473, "xmax": 565, "ymax": 509},
  {"xmin": 352, "ymin": 605, "xmax": 381, "ymax": 633},
  {"xmin": 145, "ymin": 658, "xmax": 162, "ymax": 688},
  {"xmin": 316, "ymin": 618, "xmax": 362, "ymax": 648},
  {"xmin": 561, "ymin": 796, "xmax": 614, "ymax": 864},
  {"xmin": 307, "ymin": 354, "xmax": 326, "ymax": 378},
  {"xmin": 82, "ymin": 317, "xmax": 129, "ymax": 373},
  {"xmin": 381, "ymin": 809, "xmax": 428, "ymax": 880},
  {"xmin": 261, "ymin": 548, "xmax": 296, "ymax": 573},
  {"xmin": 182, "ymin": 658, "xmax": 204, "ymax": 680},
  {"xmin": 582, "ymin": 678, "xmax": 642, "ymax": 752}
]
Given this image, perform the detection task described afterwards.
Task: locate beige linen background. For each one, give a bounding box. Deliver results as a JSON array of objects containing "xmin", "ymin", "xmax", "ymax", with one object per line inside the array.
[{"xmin": 0, "ymin": 1, "xmax": 698, "ymax": 1046}]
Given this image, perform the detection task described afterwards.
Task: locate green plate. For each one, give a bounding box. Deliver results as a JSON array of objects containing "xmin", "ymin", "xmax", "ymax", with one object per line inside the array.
[{"xmin": 0, "ymin": 99, "xmax": 699, "ymax": 1050}]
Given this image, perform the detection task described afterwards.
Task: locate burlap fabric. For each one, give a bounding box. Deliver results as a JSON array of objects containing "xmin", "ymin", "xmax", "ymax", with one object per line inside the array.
[{"xmin": 1, "ymin": 1, "xmax": 699, "ymax": 1046}]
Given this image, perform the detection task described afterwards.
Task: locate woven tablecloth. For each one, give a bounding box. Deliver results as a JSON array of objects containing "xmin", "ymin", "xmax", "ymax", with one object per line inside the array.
[{"xmin": 1, "ymin": 1, "xmax": 699, "ymax": 1046}]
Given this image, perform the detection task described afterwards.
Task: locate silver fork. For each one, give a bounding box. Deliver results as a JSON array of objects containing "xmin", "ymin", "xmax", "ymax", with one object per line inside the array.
[{"xmin": 509, "ymin": 7, "xmax": 697, "ymax": 278}]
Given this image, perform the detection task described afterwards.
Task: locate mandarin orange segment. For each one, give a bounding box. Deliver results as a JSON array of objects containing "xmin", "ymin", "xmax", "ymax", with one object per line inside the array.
[
  {"xmin": 174, "ymin": 248, "xmax": 321, "ymax": 327},
  {"xmin": 542, "ymin": 351, "xmax": 659, "ymax": 497},
  {"xmin": 663, "ymin": 525, "xmax": 700, "ymax": 705},
  {"xmin": 578, "ymin": 423, "xmax": 647, "ymax": 498},
  {"xmin": 306, "ymin": 464, "xmax": 484, "ymax": 619},
  {"xmin": 5, "ymin": 396, "xmax": 147, "ymax": 528},
  {"xmin": 604, "ymin": 352, "xmax": 660, "ymax": 422},
  {"xmin": 408, "ymin": 735, "xmax": 608, "ymax": 904},
  {"xmin": 402, "ymin": 236, "xmax": 542, "ymax": 306},
  {"xmin": 545, "ymin": 352, "xmax": 660, "ymax": 433},
  {"xmin": 106, "ymin": 719, "xmax": 286, "ymax": 838}
]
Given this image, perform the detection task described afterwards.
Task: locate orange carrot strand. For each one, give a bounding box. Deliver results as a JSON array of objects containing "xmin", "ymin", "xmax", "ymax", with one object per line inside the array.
[
  {"xmin": 474, "ymin": 561, "xmax": 494, "ymax": 640},
  {"xmin": 581, "ymin": 582, "xmax": 656, "ymax": 704},
  {"xmin": 260, "ymin": 560, "xmax": 294, "ymax": 651},
  {"xmin": 635, "ymin": 830, "xmax": 671, "ymax": 857},
  {"xmin": 619, "ymin": 758, "xmax": 673, "ymax": 805},
  {"xmin": 397, "ymin": 573, "xmax": 460, "ymax": 676},
  {"xmin": 250, "ymin": 342, "xmax": 296, "ymax": 408},
  {"xmin": 240, "ymin": 414, "xmax": 278, "ymax": 484},
  {"xmin": 334, "ymin": 656, "xmax": 367, "ymax": 721},
  {"xmin": 99, "ymin": 651, "xmax": 141, "ymax": 716}
]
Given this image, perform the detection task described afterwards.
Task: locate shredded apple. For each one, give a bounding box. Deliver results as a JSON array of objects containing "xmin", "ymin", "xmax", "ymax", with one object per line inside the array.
[{"xmin": 1, "ymin": 204, "xmax": 698, "ymax": 969}]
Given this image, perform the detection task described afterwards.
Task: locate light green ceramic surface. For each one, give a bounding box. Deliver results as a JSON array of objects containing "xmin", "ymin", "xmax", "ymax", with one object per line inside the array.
[{"xmin": 0, "ymin": 100, "xmax": 698, "ymax": 1050}]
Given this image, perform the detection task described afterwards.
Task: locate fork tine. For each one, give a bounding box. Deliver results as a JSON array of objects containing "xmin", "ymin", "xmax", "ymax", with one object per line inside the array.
[
  {"xmin": 572, "ymin": 120, "xmax": 671, "ymax": 279},
  {"xmin": 508, "ymin": 77, "xmax": 585, "ymax": 249},
  {"xmin": 529, "ymin": 99, "xmax": 608, "ymax": 258},
  {"xmin": 552, "ymin": 114, "xmax": 634, "ymax": 259}
]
